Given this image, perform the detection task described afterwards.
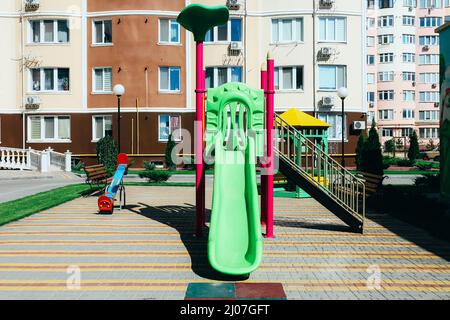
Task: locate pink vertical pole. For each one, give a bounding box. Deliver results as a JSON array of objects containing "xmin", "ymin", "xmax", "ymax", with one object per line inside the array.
[
  {"xmin": 195, "ymin": 41, "xmax": 205, "ymax": 237},
  {"xmin": 260, "ymin": 64, "xmax": 267, "ymax": 228},
  {"xmin": 265, "ymin": 52, "xmax": 275, "ymax": 238}
]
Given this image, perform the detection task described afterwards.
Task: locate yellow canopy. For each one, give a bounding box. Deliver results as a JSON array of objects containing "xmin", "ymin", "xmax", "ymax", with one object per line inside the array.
[{"xmin": 278, "ymin": 108, "xmax": 331, "ymax": 128}]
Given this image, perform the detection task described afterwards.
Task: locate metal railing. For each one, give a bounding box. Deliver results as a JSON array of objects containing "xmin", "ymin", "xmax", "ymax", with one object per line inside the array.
[{"xmin": 274, "ymin": 113, "xmax": 365, "ymax": 225}]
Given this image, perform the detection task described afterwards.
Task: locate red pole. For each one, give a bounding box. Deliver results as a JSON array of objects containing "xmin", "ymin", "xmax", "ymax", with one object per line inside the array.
[
  {"xmin": 195, "ymin": 41, "xmax": 205, "ymax": 237},
  {"xmin": 265, "ymin": 52, "xmax": 274, "ymax": 238},
  {"xmin": 260, "ymin": 63, "xmax": 267, "ymax": 228}
]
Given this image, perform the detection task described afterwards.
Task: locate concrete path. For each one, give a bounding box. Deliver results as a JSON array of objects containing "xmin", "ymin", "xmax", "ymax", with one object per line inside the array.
[
  {"xmin": 0, "ymin": 185, "xmax": 448, "ymax": 300},
  {"xmin": 0, "ymin": 171, "xmax": 83, "ymax": 203}
]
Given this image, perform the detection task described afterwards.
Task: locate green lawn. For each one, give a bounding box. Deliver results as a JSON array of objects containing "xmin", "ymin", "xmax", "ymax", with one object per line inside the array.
[{"xmin": 0, "ymin": 184, "xmax": 95, "ymax": 227}]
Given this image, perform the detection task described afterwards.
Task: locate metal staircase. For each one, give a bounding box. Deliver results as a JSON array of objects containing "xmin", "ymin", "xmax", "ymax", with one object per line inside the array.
[{"xmin": 274, "ymin": 113, "xmax": 365, "ymax": 233}]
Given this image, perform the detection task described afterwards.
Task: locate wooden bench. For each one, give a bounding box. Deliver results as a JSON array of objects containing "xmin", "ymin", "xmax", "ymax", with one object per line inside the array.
[
  {"xmin": 356, "ymin": 171, "xmax": 386, "ymax": 196},
  {"xmin": 84, "ymin": 164, "xmax": 112, "ymax": 189}
]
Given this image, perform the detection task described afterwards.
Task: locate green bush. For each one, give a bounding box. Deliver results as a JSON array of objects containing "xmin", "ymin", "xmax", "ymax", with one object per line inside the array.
[
  {"xmin": 415, "ymin": 174, "xmax": 440, "ymax": 189},
  {"xmin": 96, "ymin": 136, "xmax": 118, "ymax": 171},
  {"xmin": 360, "ymin": 119, "xmax": 383, "ymax": 176},
  {"xmin": 165, "ymin": 134, "xmax": 177, "ymax": 170},
  {"xmin": 140, "ymin": 170, "xmax": 172, "ymax": 183},
  {"xmin": 143, "ymin": 161, "xmax": 156, "ymax": 171},
  {"xmin": 72, "ymin": 160, "xmax": 85, "ymax": 172},
  {"xmin": 355, "ymin": 134, "xmax": 366, "ymax": 171},
  {"xmin": 396, "ymin": 159, "xmax": 414, "ymax": 167},
  {"xmin": 384, "ymin": 139, "xmax": 396, "ymax": 157},
  {"xmin": 408, "ymin": 130, "xmax": 420, "ymax": 161}
]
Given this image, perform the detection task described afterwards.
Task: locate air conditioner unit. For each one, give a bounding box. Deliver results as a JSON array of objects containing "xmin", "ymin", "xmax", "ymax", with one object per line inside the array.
[
  {"xmin": 412, "ymin": 81, "xmax": 416, "ymax": 87},
  {"xmin": 369, "ymin": 103, "xmax": 374, "ymax": 108},
  {"xmin": 320, "ymin": 47, "xmax": 333, "ymax": 56},
  {"xmin": 432, "ymin": 83, "xmax": 437, "ymax": 88},
  {"xmin": 434, "ymin": 102, "xmax": 440, "ymax": 108},
  {"xmin": 24, "ymin": 96, "xmax": 41, "ymax": 109},
  {"xmin": 408, "ymin": 6, "xmax": 414, "ymax": 12},
  {"xmin": 319, "ymin": 0, "xmax": 334, "ymax": 8},
  {"xmin": 322, "ymin": 96, "xmax": 335, "ymax": 107},
  {"xmin": 229, "ymin": 41, "xmax": 242, "ymax": 51},
  {"xmin": 353, "ymin": 121, "xmax": 366, "ymax": 130},
  {"xmin": 24, "ymin": 0, "xmax": 39, "ymax": 12},
  {"xmin": 226, "ymin": 0, "xmax": 240, "ymax": 10},
  {"xmin": 423, "ymin": 45, "xmax": 429, "ymax": 51}
]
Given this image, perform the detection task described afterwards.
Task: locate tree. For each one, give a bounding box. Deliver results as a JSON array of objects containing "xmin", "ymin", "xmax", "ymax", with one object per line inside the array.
[
  {"xmin": 384, "ymin": 139, "xmax": 396, "ymax": 157},
  {"xmin": 355, "ymin": 133, "xmax": 366, "ymax": 171},
  {"xmin": 96, "ymin": 136, "xmax": 118, "ymax": 171},
  {"xmin": 165, "ymin": 134, "xmax": 177, "ymax": 170},
  {"xmin": 360, "ymin": 119, "xmax": 383, "ymax": 176},
  {"xmin": 408, "ymin": 130, "xmax": 420, "ymax": 161}
]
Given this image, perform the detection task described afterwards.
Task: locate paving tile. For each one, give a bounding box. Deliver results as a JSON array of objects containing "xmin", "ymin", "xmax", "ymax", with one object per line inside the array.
[
  {"xmin": 185, "ymin": 283, "xmax": 235, "ymax": 299},
  {"xmin": 235, "ymin": 283, "xmax": 286, "ymax": 299}
]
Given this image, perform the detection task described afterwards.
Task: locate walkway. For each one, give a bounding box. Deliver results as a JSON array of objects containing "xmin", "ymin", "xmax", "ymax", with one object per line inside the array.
[{"xmin": 0, "ymin": 186, "xmax": 448, "ymax": 299}]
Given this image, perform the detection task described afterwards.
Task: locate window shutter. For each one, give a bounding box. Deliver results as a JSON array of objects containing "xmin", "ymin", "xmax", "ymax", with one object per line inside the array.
[
  {"xmin": 160, "ymin": 19, "xmax": 169, "ymax": 42},
  {"xmin": 30, "ymin": 117, "xmax": 41, "ymax": 140},
  {"xmin": 103, "ymin": 68, "xmax": 112, "ymax": 92}
]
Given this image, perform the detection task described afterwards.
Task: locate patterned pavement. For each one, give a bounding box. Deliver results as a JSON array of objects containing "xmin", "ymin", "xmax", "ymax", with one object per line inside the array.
[{"xmin": 0, "ymin": 186, "xmax": 449, "ymax": 300}]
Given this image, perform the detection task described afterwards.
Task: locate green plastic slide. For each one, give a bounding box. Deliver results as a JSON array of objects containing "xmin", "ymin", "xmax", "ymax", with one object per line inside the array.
[{"xmin": 206, "ymin": 83, "xmax": 264, "ymax": 276}]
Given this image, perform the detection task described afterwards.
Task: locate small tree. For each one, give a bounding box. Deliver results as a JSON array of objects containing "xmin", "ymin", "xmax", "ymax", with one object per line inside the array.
[
  {"xmin": 384, "ymin": 139, "xmax": 396, "ymax": 157},
  {"xmin": 355, "ymin": 133, "xmax": 366, "ymax": 171},
  {"xmin": 165, "ymin": 134, "xmax": 177, "ymax": 170},
  {"xmin": 361, "ymin": 119, "xmax": 383, "ymax": 175},
  {"xmin": 96, "ymin": 136, "xmax": 118, "ymax": 171},
  {"xmin": 407, "ymin": 130, "xmax": 420, "ymax": 161}
]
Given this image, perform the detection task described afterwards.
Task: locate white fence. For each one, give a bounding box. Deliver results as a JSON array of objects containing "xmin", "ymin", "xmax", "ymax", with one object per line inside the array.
[{"xmin": 0, "ymin": 147, "xmax": 71, "ymax": 172}]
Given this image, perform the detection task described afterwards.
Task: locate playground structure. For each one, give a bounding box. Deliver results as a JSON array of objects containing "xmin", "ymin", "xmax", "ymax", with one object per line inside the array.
[
  {"xmin": 97, "ymin": 153, "xmax": 129, "ymax": 213},
  {"xmin": 177, "ymin": 4, "xmax": 365, "ymax": 276}
]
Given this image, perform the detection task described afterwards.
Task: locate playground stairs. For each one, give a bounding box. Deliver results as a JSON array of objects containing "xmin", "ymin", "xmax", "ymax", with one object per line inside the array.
[{"xmin": 274, "ymin": 114, "xmax": 365, "ymax": 233}]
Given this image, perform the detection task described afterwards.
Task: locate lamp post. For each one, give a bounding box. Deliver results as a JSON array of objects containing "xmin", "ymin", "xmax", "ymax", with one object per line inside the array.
[
  {"xmin": 337, "ymin": 87, "xmax": 348, "ymax": 170},
  {"xmin": 113, "ymin": 84, "xmax": 125, "ymax": 153}
]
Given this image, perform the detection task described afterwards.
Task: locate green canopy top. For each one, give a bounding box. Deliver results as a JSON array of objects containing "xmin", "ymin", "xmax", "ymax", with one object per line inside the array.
[{"xmin": 177, "ymin": 4, "xmax": 229, "ymax": 42}]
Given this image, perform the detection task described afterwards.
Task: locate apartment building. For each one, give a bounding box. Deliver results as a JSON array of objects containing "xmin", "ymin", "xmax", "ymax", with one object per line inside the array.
[
  {"xmin": 367, "ymin": 0, "xmax": 448, "ymax": 149},
  {"xmin": 0, "ymin": 0, "xmax": 366, "ymax": 165},
  {"xmin": 193, "ymin": 0, "xmax": 367, "ymax": 159}
]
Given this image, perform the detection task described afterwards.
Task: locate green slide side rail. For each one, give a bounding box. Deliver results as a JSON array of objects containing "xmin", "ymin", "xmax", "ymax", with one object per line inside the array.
[{"xmin": 206, "ymin": 83, "xmax": 264, "ymax": 276}]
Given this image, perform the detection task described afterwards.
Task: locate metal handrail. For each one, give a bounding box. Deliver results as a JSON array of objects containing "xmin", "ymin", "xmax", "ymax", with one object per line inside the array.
[{"xmin": 274, "ymin": 113, "xmax": 365, "ymax": 223}]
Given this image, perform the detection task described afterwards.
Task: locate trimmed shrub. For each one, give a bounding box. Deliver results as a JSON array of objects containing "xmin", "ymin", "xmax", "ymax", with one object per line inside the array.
[
  {"xmin": 355, "ymin": 133, "xmax": 366, "ymax": 171},
  {"xmin": 396, "ymin": 159, "xmax": 414, "ymax": 167},
  {"xmin": 165, "ymin": 134, "xmax": 177, "ymax": 170},
  {"xmin": 96, "ymin": 136, "xmax": 118, "ymax": 171},
  {"xmin": 143, "ymin": 161, "xmax": 156, "ymax": 171},
  {"xmin": 408, "ymin": 130, "xmax": 420, "ymax": 161},
  {"xmin": 360, "ymin": 119, "xmax": 383, "ymax": 176},
  {"xmin": 140, "ymin": 170, "xmax": 172, "ymax": 183},
  {"xmin": 384, "ymin": 139, "xmax": 396, "ymax": 157}
]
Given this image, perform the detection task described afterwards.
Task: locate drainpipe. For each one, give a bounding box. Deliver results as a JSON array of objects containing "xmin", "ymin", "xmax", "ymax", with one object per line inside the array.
[
  {"xmin": 20, "ymin": 1, "xmax": 25, "ymax": 149},
  {"xmin": 312, "ymin": 0, "xmax": 317, "ymax": 117}
]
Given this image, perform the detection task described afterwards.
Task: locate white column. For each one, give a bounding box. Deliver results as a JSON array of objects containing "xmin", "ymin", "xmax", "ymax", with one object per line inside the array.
[{"xmin": 65, "ymin": 150, "xmax": 72, "ymax": 172}]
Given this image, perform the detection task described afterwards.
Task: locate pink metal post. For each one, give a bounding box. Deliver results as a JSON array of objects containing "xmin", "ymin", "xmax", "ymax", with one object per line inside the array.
[
  {"xmin": 260, "ymin": 63, "xmax": 267, "ymax": 228},
  {"xmin": 265, "ymin": 53, "xmax": 275, "ymax": 238},
  {"xmin": 195, "ymin": 41, "xmax": 206, "ymax": 236}
]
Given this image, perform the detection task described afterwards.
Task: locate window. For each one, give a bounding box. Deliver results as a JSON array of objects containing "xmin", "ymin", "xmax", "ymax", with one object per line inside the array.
[
  {"xmin": 367, "ymin": 17, "xmax": 375, "ymax": 28},
  {"xmin": 403, "ymin": 53, "xmax": 415, "ymax": 63},
  {"xmin": 159, "ymin": 19, "xmax": 180, "ymax": 44},
  {"xmin": 419, "ymin": 54, "xmax": 439, "ymax": 65},
  {"xmin": 419, "ymin": 35, "xmax": 439, "ymax": 45},
  {"xmin": 367, "ymin": 36, "xmax": 375, "ymax": 47},
  {"xmin": 401, "ymin": 128, "xmax": 414, "ymax": 137},
  {"xmin": 379, "ymin": 0, "xmax": 394, "ymax": 8},
  {"xmin": 205, "ymin": 66, "xmax": 243, "ymax": 88},
  {"xmin": 367, "ymin": 55, "xmax": 375, "ymax": 65},
  {"xmin": 206, "ymin": 18, "xmax": 243, "ymax": 43},
  {"xmin": 274, "ymin": 66, "xmax": 304, "ymax": 90},
  {"xmin": 402, "ymin": 72, "xmax": 415, "ymax": 81},
  {"xmin": 378, "ymin": 71, "xmax": 394, "ymax": 82},
  {"xmin": 419, "ymin": 0, "xmax": 442, "ymax": 8},
  {"xmin": 368, "ymin": 91, "xmax": 375, "ymax": 102},
  {"xmin": 368, "ymin": 0, "xmax": 375, "ymax": 9},
  {"xmin": 368, "ymin": 111, "xmax": 375, "ymax": 123},
  {"xmin": 382, "ymin": 128, "xmax": 394, "ymax": 137},
  {"xmin": 92, "ymin": 116, "xmax": 112, "ymax": 141},
  {"xmin": 30, "ymin": 68, "xmax": 70, "ymax": 92},
  {"xmin": 403, "ymin": 90, "xmax": 416, "ymax": 101},
  {"xmin": 403, "ymin": 109, "xmax": 415, "ymax": 119},
  {"xmin": 318, "ymin": 65, "xmax": 347, "ymax": 90},
  {"xmin": 367, "ymin": 73, "xmax": 375, "ymax": 84},
  {"xmin": 419, "ymin": 127, "xmax": 439, "ymax": 138},
  {"xmin": 93, "ymin": 20, "xmax": 112, "ymax": 44},
  {"xmin": 379, "ymin": 53, "xmax": 394, "ymax": 63},
  {"xmin": 317, "ymin": 113, "xmax": 347, "ymax": 140},
  {"xmin": 419, "ymin": 91, "xmax": 440, "ymax": 102},
  {"xmin": 378, "ymin": 90, "xmax": 394, "ymax": 100},
  {"xmin": 403, "ymin": 0, "xmax": 417, "ymax": 6},
  {"xmin": 403, "ymin": 16, "xmax": 415, "ymax": 26},
  {"xmin": 158, "ymin": 115, "xmax": 181, "ymax": 142},
  {"xmin": 419, "ymin": 110, "xmax": 440, "ymax": 120},
  {"xmin": 28, "ymin": 116, "xmax": 70, "ymax": 141},
  {"xmin": 402, "ymin": 34, "xmax": 415, "ymax": 44},
  {"xmin": 318, "ymin": 17, "xmax": 346, "ymax": 42},
  {"xmin": 419, "ymin": 72, "xmax": 439, "ymax": 83},
  {"xmin": 420, "ymin": 17, "xmax": 442, "ymax": 27},
  {"xmin": 29, "ymin": 20, "xmax": 69, "ymax": 43},
  {"xmin": 93, "ymin": 67, "xmax": 112, "ymax": 93},
  {"xmin": 378, "ymin": 34, "xmax": 394, "ymax": 44},
  {"xmin": 378, "ymin": 15, "xmax": 394, "ymax": 27},
  {"xmin": 159, "ymin": 67, "xmax": 181, "ymax": 92},
  {"xmin": 379, "ymin": 109, "xmax": 394, "ymax": 120}
]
